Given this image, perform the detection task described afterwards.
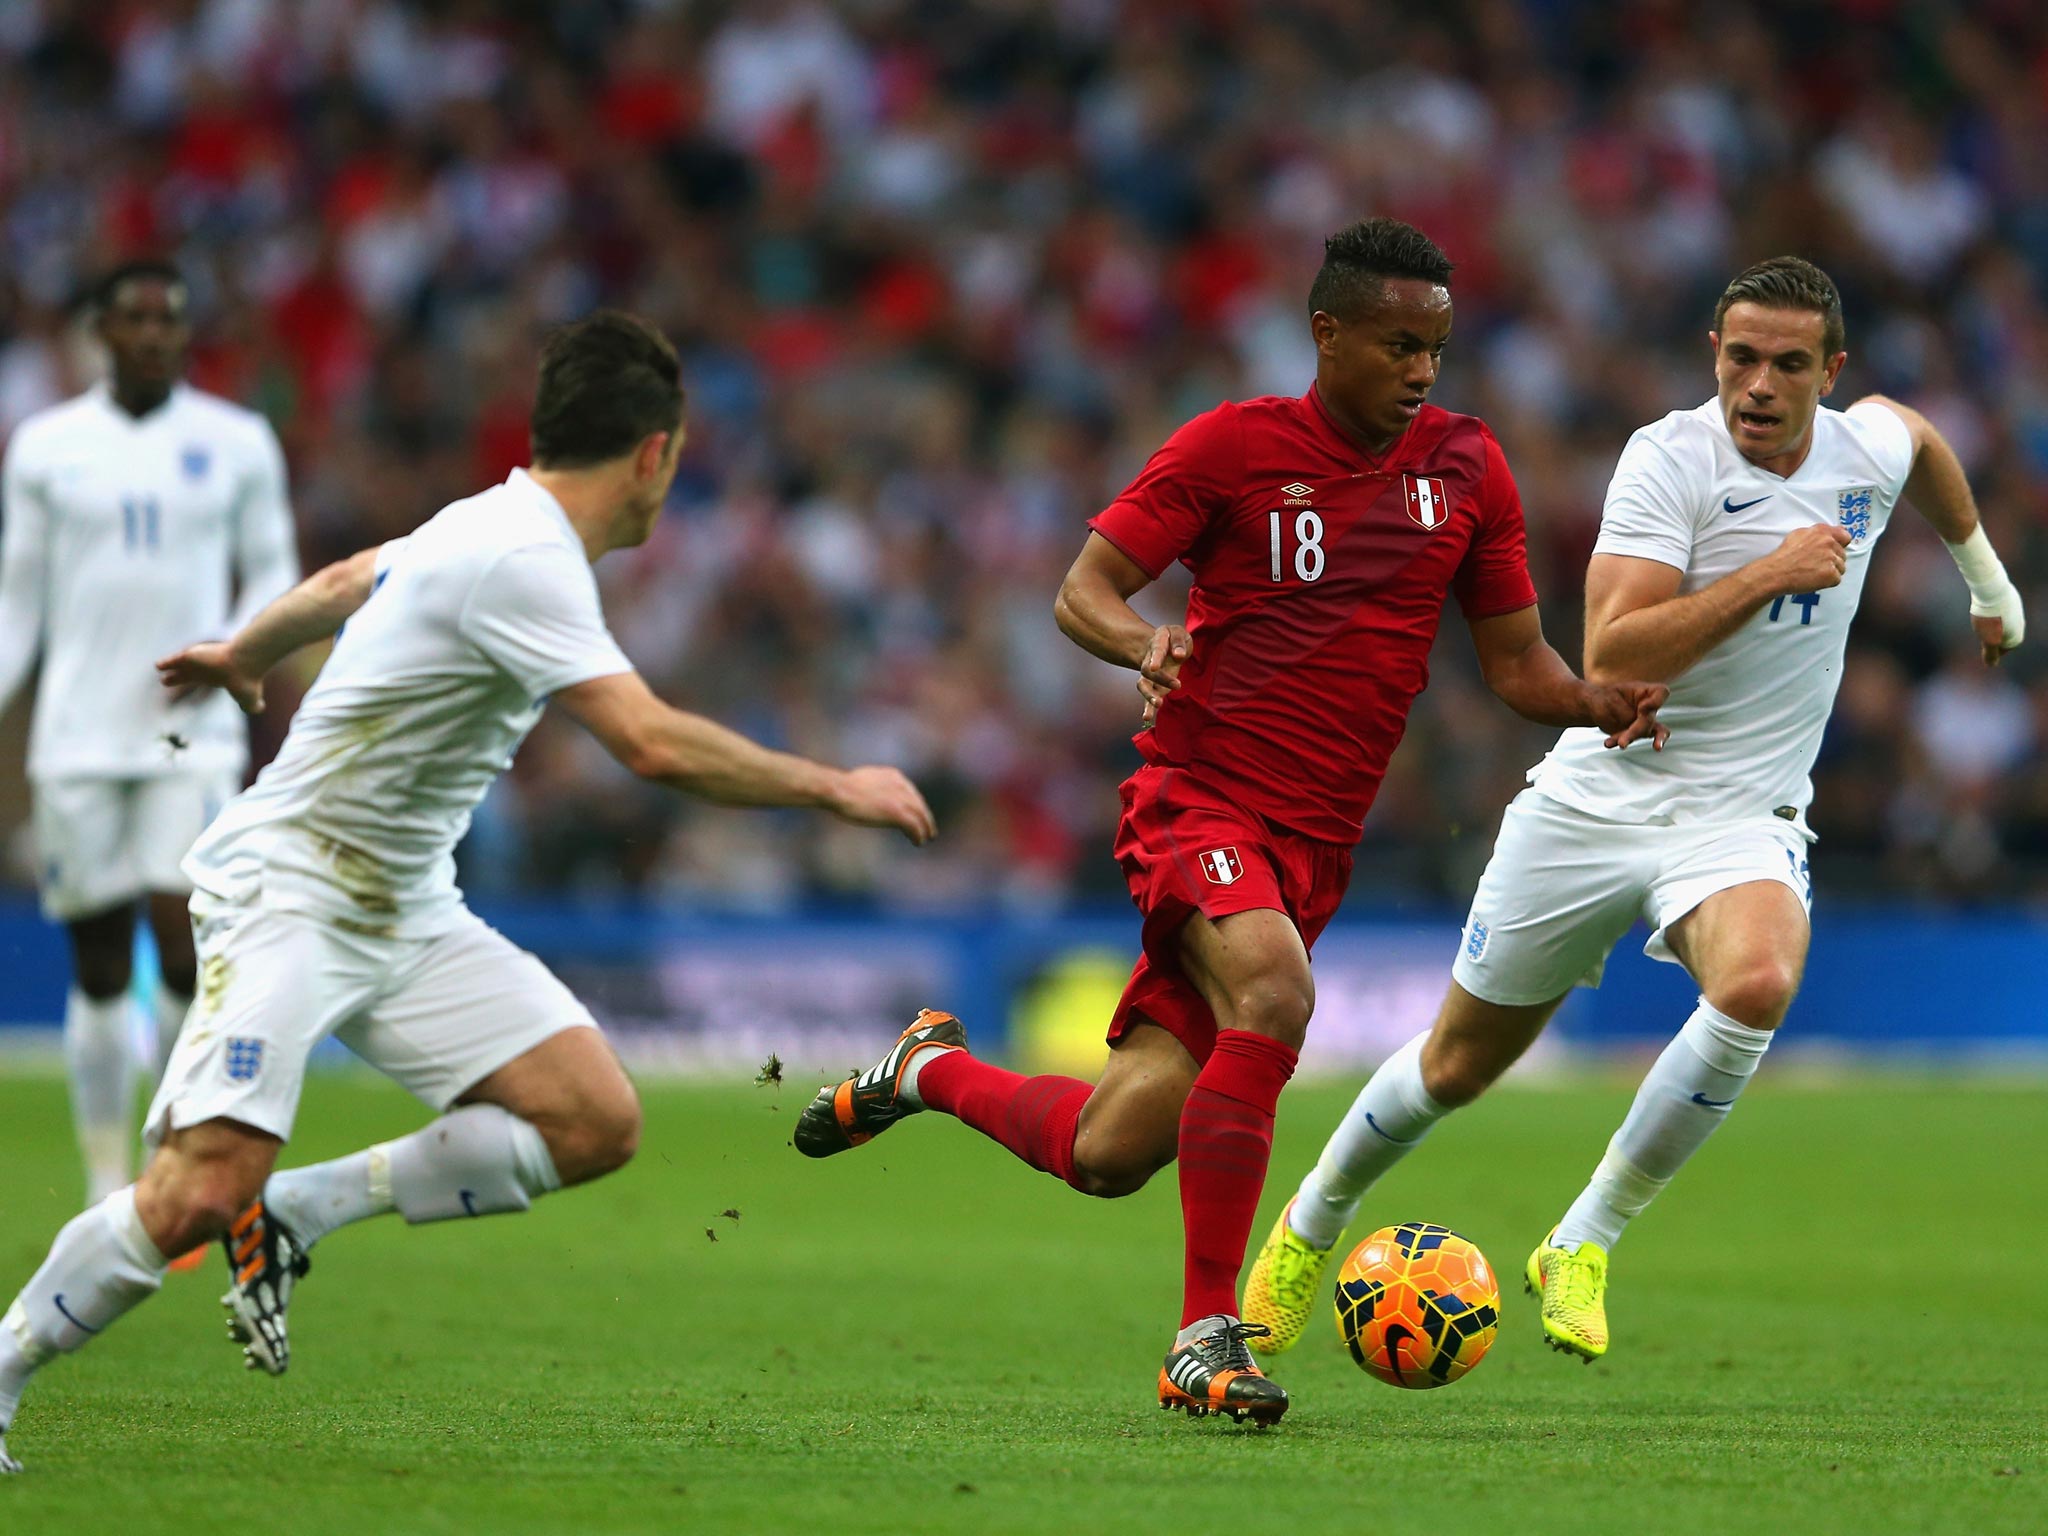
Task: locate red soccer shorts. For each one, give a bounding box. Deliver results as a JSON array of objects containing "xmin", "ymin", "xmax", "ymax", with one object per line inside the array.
[{"xmin": 1106, "ymin": 764, "xmax": 1354, "ymax": 1065}]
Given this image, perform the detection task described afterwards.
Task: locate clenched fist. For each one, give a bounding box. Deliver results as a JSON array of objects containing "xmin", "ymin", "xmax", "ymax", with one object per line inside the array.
[{"xmin": 1765, "ymin": 523, "xmax": 1851, "ymax": 594}]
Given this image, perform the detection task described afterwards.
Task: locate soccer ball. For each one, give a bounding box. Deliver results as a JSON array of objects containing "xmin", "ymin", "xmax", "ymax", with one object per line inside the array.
[{"xmin": 1333, "ymin": 1222, "xmax": 1501, "ymax": 1389}]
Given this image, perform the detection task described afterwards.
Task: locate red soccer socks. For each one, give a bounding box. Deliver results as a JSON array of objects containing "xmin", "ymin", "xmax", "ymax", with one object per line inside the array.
[
  {"xmin": 1176, "ymin": 1029, "xmax": 1298, "ymax": 1326},
  {"xmin": 915, "ymin": 1051, "xmax": 1092, "ymax": 1189}
]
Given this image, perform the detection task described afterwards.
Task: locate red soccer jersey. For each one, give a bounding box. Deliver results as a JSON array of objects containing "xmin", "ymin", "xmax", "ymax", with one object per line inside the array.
[{"xmin": 1089, "ymin": 387, "xmax": 1538, "ymax": 843}]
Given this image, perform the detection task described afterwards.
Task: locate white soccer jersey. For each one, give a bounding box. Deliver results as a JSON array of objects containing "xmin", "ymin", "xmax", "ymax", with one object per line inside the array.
[
  {"xmin": 183, "ymin": 469, "xmax": 633, "ymax": 937},
  {"xmin": 1528, "ymin": 396, "xmax": 1916, "ymax": 831},
  {"xmin": 0, "ymin": 383, "xmax": 299, "ymax": 778}
]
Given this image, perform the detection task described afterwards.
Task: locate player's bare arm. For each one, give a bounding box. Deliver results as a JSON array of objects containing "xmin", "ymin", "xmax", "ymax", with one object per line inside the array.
[
  {"xmin": 1053, "ymin": 531, "xmax": 1190, "ymax": 726},
  {"xmin": 1582, "ymin": 526, "xmax": 1850, "ymax": 686},
  {"xmin": 1467, "ymin": 603, "xmax": 1668, "ymax": 750},
  {"xmin": 1856, "ymin": 393, "xmax": 2024, "ymax": 665},
  {"xmin": 557, "ymin": 669, "xmax": 935, "ymax": 844},
  {"xmin": 156, "ymin": 545, "xmax": 380, "ymax": 714}
]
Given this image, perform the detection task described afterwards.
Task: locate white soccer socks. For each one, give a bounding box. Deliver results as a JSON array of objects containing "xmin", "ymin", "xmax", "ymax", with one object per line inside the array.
[
  {"xmin": 1553, "ymin": 998, "xmax": 1774, "ymax": 1252},
  {"xmin": 264, "ymin": 1104, "xmax": 562, "ymax": 1247},
  {"xmin": 0, "ymin": 1187, "xmax": 168, "ymax": 1436},
  {"xmin": 259, "ymin": 1148, "xmax": 386, "ymax": 1248},
  {"xmin": 387, "ymin": 1103, "xmax": 562, "ymax": 1223},
  {"xmin": 1289, "ymin": 1029, "xmax": 1450, "ymax": 1250},
  {"xmin": 64, "ymin": 988, "xmax": 137, "ymax": 1205}
]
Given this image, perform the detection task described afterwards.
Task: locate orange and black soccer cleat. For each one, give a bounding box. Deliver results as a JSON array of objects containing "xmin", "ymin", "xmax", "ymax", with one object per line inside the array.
[
  {"xmin": 1158, "ymin": 1315, "xmax": 1290, "ymax": 1425},
  {"xmin": 218, "ymin": 1198, "xmax": 310, "ymax": 1376},
  {"xmin": 792, "ymin": 1009, "xmax": 966, "ymax": 1158}
]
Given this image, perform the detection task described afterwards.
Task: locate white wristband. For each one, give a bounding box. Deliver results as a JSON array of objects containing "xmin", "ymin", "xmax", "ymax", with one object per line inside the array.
[{"xmin": 1946, "ymin": 526, "xmax": 2025, "ymax": 648}]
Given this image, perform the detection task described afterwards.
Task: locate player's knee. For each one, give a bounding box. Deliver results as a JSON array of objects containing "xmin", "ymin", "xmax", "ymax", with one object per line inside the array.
[
  {"xmin": 1708, "ymin": 961, "xmax": 1800, "ymax": 1029},
  {"xmin": 1069, "ymin": 1147, "xmax": 1164, "ymax": 1199},
  {"xmin": 171, "ymin": 1192, "xmax": 243, "ymax": 1251},
  {"xmin": 1419, "ymin": 1042, "xmax": 1496, "ymax": 1109},
  {"xmin": 142, "ymin": 1164, "xmax": 261, "ymax": 1256},
  {"xmin": 73, "ymin": 952, "xmax": 133, "ymax": 1001},
  {"xmin": 548, "ymin": 1090, "xmax": 641, "ymax": 1185},
  {"xmin": 1225, "ymin": 975, "xmax": 1314, "ymax": 1048},
  {"xmin": 596, "ymin": 1092, "xmax": 642, "ymax": 1174}
]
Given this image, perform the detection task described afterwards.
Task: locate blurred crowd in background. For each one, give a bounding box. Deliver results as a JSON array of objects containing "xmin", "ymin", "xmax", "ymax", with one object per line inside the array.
[{"xmin": 4, "ymin": 0, "xmax": 2048, "ymax": 914}]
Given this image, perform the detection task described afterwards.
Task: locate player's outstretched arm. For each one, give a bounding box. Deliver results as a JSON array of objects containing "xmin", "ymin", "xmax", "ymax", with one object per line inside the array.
[
  {"xmin": 1858, "ymin": 394, "xmax": 2024, "ymax": 666},
  {"xmin": 156, "ymin": 545, "xmax": 380, "ymax": 713},
  {"xmin": 1054, "ymin": 532, "xmax": 1188, "ymax": 726},
  {"xmin": 557, "ymin": 670, "xmax": 936, "ymax": 845},
  {"xmin": 1583, "ymin": 530, "xmax": 1849, "ymax": 686},
  {"xmin": 1469, "ymin": 603, "xmax": 1669, "ymax": 749}
]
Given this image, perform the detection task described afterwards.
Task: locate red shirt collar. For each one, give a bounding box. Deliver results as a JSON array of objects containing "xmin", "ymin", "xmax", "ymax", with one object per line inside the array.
[{"xmin": 1306, "ymin": 383, "xmax": 1434, "ymax": 468}]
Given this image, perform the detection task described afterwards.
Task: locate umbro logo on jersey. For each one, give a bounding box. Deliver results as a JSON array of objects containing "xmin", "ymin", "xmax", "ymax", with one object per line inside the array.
[
  {"xmin": 1722, "ymin": 494, "xmax": 1771, "ymax": 514},
  {"xmin": 1199, "ymin": 847, "xmax": 1243, "ymax": 885},
  {"xmin": 1403, "ymin": 474, "xmax": 1450, "ymax": 530},
  {"xmin": 1281, "ymin": 482, "xmax": 1314, "ymax": 504}
]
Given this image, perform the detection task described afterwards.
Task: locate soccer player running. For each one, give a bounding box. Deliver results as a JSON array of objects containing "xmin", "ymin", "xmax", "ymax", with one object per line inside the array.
[
  {"xmin": 0, "ymin": 260, "xmax": 299, "ymax": 1207},
  {"xmin": 794, "ymin": 219, "xmax": 1668, "ymax": 1425},
  {"xmin": 1245, "ymin": 256, "xmax": 2026, "ymax": 1365},
  {"xmin": 0, "ymin": 312, "xmax": 935, "ymax": 1474}
]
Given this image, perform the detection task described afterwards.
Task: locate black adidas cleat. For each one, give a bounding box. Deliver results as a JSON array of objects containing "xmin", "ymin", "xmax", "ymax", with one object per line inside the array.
[
  {"xmin": 220, "ymin": 1199, "xmax": 310, "ymax": 1376},
  {"xmin": 793, "ymin": 1009, "xmax": 966, "ymax": 1158},
  {"xmin": 1158, "ymin": 1315, "xmax": 1290, "ymax": 1425}
]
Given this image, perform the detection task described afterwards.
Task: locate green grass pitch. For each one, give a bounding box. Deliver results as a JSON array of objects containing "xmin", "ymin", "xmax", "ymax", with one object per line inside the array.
[{"xmin": 0, "ymin": 1068, "xmax": 2042, "ymax": 1534}]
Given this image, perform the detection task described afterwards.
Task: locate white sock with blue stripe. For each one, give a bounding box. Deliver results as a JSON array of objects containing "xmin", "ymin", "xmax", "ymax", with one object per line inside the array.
[
  {"xmin": 1288, "ymin": 1030, "xmax": 1448, "ymax": 1250},
  {"xmin": 0, "ymin": 1187, "xmax": 166, "ymax": 1434},
  {"xmin": 266, "ymin": 1105, "xmax": 562, "ymax": 1245},
  {"xmin": 1552, "ymin": 998, "xmax": 1774, "ymax": 1253}
]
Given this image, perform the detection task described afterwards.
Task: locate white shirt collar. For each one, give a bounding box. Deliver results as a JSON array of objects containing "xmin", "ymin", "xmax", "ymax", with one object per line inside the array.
[
  {"xmin": 89, "ymin": 380, "xmax": 188, "ymax": 427},
  {"xmin": 506, "ymin": 467, "xmax": 587, "ymax": 552}
]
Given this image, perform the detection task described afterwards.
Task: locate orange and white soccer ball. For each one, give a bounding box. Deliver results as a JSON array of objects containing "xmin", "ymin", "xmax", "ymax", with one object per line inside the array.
[{"xmin": 1333, "ymin": 1222, "xmax": 1501, "ymax": 1389}]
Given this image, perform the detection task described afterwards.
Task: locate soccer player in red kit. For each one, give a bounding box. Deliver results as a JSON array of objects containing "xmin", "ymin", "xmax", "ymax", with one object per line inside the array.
[{"xmin": 795, "ymin": 218, "xmax": 1669, "ymax": 1424}]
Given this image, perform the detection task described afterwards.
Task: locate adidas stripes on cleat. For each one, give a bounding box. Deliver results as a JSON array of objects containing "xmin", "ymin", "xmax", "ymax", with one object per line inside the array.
[
  {"xmin": 1158, "ymin": 1315, "xmax": 1289, "ymax": 1425},
  {"xmin": 793, "ymin": 1009, "xmax": 965, "ymax": 1159},
  {"xmin": 1241, "ymin": 1198, "xmax": 1338, "ymax": 1356},
  {"xmin": 220, "ymin": 1199, "xmax": 310, "ymax": 1377},
  {"xmin": 1525, "ymin": 1229, "xmax": 1609, "ymax": 1361}
]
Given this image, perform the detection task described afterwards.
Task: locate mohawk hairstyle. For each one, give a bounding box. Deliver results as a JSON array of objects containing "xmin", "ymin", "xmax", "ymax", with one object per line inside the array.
[
  {"xmin": 1714, "ymin": 256, "xmax": 1845, "ymax": 357},
  {"xmin": 1308, "ymin": 218, "xmax": 1454, "ymax": 320}
]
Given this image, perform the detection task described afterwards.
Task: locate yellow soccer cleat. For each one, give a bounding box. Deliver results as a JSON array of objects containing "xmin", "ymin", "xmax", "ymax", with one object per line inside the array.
[
  {"xmin": 1524, "ymin": 1230, "xmax": 1609, "ymax": 1361},
  {"xmin": 1241, "ymin": 1199, "xmax": 1338, "ymax": 1356}
]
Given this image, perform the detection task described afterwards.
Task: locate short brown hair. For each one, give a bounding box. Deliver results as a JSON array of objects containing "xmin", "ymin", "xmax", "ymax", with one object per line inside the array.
[
  {"xmin": 530, "ymin": 310, "xmax": 685, "ymax": 468},
  {"xmin": 1714, "ymin": 256, "xmax": 1845, "ymax": 358}
]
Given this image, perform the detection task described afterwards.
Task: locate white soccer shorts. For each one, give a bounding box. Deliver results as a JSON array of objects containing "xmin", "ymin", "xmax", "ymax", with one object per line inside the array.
[
  {"xmin": 30, "ymin": 770, "xmax": 239, "ymax": 922},
  {"xmin": 1450, "ymin": 788, "xmax": 1814, "ymax": 1007},
  {"xmin": 144, "ymin": 898, "xmax": 598, "ymax": 1148}
]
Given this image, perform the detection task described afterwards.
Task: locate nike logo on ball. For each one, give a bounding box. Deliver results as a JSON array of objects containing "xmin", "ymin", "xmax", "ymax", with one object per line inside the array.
[{"xmin": 1723, "ymin": 495, "xmax": 1770, "ymax": 514}]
